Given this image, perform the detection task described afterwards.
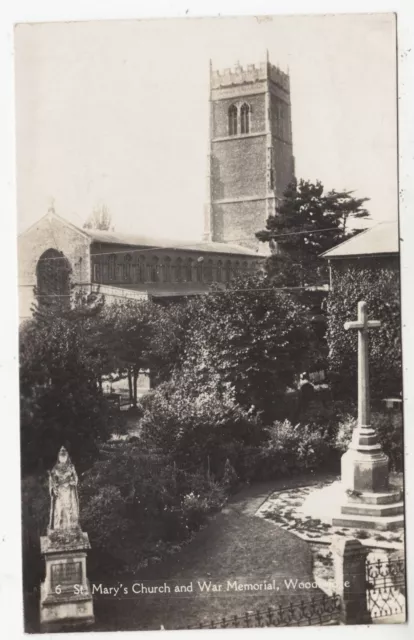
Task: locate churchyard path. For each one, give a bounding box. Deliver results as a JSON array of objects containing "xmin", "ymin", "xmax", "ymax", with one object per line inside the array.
[{"xmin": 93, "ymin": 477, "xmax": 327, "ymax": 631}]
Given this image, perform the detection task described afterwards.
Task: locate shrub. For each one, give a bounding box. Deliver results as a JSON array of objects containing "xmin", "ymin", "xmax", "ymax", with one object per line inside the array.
[
  {"xmin": 140, "ymin": 371, "xmax": 264, "ymax": 476},
  {"xmin": 250, "ymin": 420, "xmax": 334, "ymax": 481},
  {"xmin": 334, "ymin": 410, "xmax": 403, "ymax": 471},
  {"xmin": 79, "ymin": 443, "xmax": 227, "ymax": 574},
  {"xmin": 222, "ymin": 458, "xmax": 239, "ymax": 492},
  {"xmin": 21, "ymin": 475, "xmax": 50, "ymax": 591}
]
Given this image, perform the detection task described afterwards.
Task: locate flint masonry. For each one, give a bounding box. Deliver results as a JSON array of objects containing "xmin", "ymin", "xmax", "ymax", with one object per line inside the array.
[{"xmin": 204, "ymin": 55, "xmax": 295, "ymax": 250}]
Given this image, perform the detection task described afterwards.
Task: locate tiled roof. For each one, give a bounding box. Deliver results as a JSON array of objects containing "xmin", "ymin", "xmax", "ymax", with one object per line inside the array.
[
  {"xmin": 86, "ymin": 229, "xmax": 266, "ymax": 257},
  {"xmin": 321, "ymin": 221, "xmax": 399, "ymax": 259}
]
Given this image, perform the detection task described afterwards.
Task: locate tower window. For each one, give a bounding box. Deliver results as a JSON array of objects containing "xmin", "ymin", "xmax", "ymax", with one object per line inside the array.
[
  {"xmin": 228, "ymin": 105, "xmax": 238, "ymax": 136},
  {"xmin": 240, "ymin": 103, "xmax": 250, "ymax": 134}
]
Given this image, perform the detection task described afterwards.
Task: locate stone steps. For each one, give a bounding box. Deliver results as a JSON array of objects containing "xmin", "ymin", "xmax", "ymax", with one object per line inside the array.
[
  {"xmin": 345, "ymin": 490, "xmax": 402, "ymax": 505},
  {"xmin": 332, "ymin": 513, "xmax": 404, "ymax": 532},
  {"xmin": 341, "ymin": 501, "xmax": 404, "ymax": 518}
]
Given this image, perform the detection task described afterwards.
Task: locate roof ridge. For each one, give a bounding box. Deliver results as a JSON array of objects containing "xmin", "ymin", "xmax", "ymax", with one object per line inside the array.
[
  {"xmin": 19, "ymin": 209, "xmax": 90, "ymax": 239},
  {"xmin": 320, "ymin": 223, "xmax": 379, "ymax": 258}
]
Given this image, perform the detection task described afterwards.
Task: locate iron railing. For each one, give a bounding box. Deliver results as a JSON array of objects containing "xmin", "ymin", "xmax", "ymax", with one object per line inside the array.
[
  {"xmin": 366, "ymin": 558, "xmax": 406, "ymax": 620},
  {"xmin": 188, "ymin": 594, "xmax": 341, "ymax": 629}
]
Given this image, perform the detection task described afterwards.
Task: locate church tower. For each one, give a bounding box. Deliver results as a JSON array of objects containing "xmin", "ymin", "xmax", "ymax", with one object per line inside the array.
[{"xmin": 204, "ymin": 56, "xmax": 295, "ymax": 251}]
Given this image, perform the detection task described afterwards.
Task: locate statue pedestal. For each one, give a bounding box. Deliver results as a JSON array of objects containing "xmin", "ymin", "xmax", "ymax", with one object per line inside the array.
[
  {"xmin": 332, "ymin": 426, "xmax": 404, "ymax": 531},
  {"xmin": 40, "ymin": 528, "xmax": 94, "ymax": 632}
]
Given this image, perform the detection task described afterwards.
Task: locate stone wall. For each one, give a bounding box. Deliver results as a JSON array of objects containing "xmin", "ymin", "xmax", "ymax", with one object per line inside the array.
[
  {"xmin": 18, "ymin": 214, "xmax": 91, "ymax": 321},
  {"xmin": 211, "ymin": 136, "xmax": 267, "ymax": 201},
  {"xmin": 212, "ymin": 93, "xmax": 266, "ymax": 138},
  {"xmin": 212, "ymin": 200, "xmax": 268, "ymax": 248}
]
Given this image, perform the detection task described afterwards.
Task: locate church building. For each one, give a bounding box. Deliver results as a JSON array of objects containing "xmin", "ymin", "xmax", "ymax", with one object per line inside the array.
[
  {"xmin": 204, "ymin": 55, "xmax": 295, "ymax": 250},
  {"xmin": 18, "ymin": 57, "xmax": 295, "ymax": 322}
]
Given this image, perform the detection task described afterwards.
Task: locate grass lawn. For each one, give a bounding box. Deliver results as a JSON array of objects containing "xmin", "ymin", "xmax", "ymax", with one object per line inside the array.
[{"xmin": 93, "ymin": 486, "xmax": 325, "ymax": 632}]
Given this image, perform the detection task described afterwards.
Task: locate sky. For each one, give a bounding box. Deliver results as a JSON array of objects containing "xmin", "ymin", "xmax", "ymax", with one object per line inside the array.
[{"xmin": 15, "ymin": 13, "xmax": 398, "ymax": 240}]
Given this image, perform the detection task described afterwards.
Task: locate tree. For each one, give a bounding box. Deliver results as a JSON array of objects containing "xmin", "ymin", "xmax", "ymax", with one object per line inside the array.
[
  {"xmin": 256, "ymin": 179, "xmax": 370, "ymax": 286},
  {"xmin": 83, "ymin": 204, "xmax": 113, "ymax": 231},
  {"xmin": 20, "ymin": 291, "xmax": 111, "ymax": 473},
  {"xmin": 97, "ymin": 298, "xmax": 184, "ymax": 406},
  {"xmin": 326, "ymin": 266, "xmax": 402, "ymax": 399},
  {"xmin": 179, "ymin": 272, "xmax": 316, "ymax": 421}
]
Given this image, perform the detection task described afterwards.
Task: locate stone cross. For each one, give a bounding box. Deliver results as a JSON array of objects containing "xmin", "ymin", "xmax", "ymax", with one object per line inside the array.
[{"xmin": 344, "ymin": 301, "xmax": 381, "ymax": 428}]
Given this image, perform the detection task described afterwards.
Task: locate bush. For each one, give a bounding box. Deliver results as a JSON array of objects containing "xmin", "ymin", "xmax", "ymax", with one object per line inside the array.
[
  {"xmin": 79, "ymin": 443, "xmax": 227, "ymax": 574},
  {"xmin": 334, "ymin": 410, "xmax": 403, "ymax": 472},
  {"xmin": 140, "ymin": 371, "xmax": 264, "ymax": 476},
  {"xmin": 248, "ymin": 420, "xmax": 334, "ymax": 481},
  {"xmin": 222, "ymin": 458, "xmax": 239, "ymax": 492},
  {"xmin": 21, "ymin": 475, "xmax": 50, "ymax": 592}
]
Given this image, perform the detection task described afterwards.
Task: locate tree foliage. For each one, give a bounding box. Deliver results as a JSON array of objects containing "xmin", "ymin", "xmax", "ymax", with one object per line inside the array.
[
  {"xmin": 326, "ymin": 265, "xmax": 402, "ymax": 399},
  {"xmin": 95, "ymin": 298, "xmax": 188, "ymax": 404},
  {"xmin": 140, "ymin": 369, "xmax": 264, "ymax": 475},
  {"xmin": 178, "ymin": 272, "xmax": 316, "ymax": 421},
  {"xmin": 20, "ymin": 293, "xmax": 111, "ymax": 473},
  {"xmin": 256, "ymin": 179, "xmax": 370, "ymax": 286}
]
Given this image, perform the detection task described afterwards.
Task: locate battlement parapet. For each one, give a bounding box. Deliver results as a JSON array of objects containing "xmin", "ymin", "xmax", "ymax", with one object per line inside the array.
[{"xmin": 211, "ymin": 61, "xmax": 289, "ymax": 91}]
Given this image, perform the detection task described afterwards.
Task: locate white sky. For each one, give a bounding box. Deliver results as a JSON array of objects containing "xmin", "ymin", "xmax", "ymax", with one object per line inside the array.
[{"xmin": 15, "ymin": 13, "xmax": 398, "ymax": 240}]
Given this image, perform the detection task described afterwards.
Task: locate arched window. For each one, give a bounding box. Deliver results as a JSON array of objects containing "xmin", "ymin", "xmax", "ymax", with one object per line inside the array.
[
  {"xmin": 196, "ymin": 258, "xmax": 203, "ymax": 283},
  {"xmin": 150, "ymin": 257, "xmax": 159, "ymax": 283},
  {"xmin": 108, "ymin": 254, "xmax": 116, "ymax": 281},
  {"xmin": 234, "ymin": 260, "xmax": 240, "ymax": 278},
  {"xmin": 240, "ymin": 103, "xmax": 250, "ymax": 134},
  {"xmin": 205, "ymin": 259, "xmax": 213, "ymax": 283},
  {"xmin": 138, "ymin": 257, "xmax": 146, "ymax": 283},
  {"xmin": 228, "ymin": 105, "xmax": 238, "ymax": 136},
  {"xmin": 216, "ymin": 260, "xmax": 223, "ymax": 283},
  {"xmin": 163, "ymin": 257, "xmax": 171, "ymax": 283},
  {"xmin": 175, "ymin": 258, "xmax": 183, "ymax": 282},
  {"xmin": 225, "ymin": 260, "xmax": 232, "ymax": 283},
  {"xmin": 184, "ymin": 258, "xmax": 193, "ymax": 283},
  {"xmin": 123, "ymin": 254, "xmax": 132, "ymax": 281},
  {"xmin": 132, "ymin": 263, "xmax": 140, "ymax": 283},
  {"xmin": 36, "ymin": 249, "xmax": 71, "ymax": 301}
]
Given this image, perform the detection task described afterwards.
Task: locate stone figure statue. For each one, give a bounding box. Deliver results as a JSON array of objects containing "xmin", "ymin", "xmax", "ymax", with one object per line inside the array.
[{"xmin": 48, "ymin": 447, "xmax": 80, "ymax": 532}]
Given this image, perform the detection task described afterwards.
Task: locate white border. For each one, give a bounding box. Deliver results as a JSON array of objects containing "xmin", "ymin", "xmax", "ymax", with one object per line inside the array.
[{"xmin": 0, "ymin": 2, "xmax": 413, "ymax": 640}]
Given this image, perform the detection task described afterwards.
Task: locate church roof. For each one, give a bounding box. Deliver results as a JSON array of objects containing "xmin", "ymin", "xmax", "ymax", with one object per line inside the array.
[
  {"xmin": 321, "ymin": 221, "xmax": 399, "ymax": 259},
  {"xmin": 85, "ymin": 228, "xmax": 266, "ymax": 257}
]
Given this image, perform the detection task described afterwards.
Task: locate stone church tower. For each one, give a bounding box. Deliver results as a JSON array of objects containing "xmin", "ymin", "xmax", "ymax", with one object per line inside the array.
[{"xmin": 204, "ymin": 56, "xmax": 295, "ymax": 251}]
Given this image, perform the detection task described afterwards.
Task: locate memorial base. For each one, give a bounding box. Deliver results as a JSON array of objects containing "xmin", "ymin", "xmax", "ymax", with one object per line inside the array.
[
  {"xmin": 40, "ymin": 529, "xmax": 94, "ymax": 632},
  {"xmin": 333, "ymin": 427, "xmax": 404, "ymax": 531}
]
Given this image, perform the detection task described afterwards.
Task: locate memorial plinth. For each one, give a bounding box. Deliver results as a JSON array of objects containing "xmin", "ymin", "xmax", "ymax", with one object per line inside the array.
[
  {"xmin": 332, "ymin": 302, "xmax": 404, "ymax": 531},
  {"xmin": 39, "ymin": 447, "xmax": 94, "ymax": 631},
  {"xmin": 40, "ymin": 529, "xmax": 94, "ymax": 631}
]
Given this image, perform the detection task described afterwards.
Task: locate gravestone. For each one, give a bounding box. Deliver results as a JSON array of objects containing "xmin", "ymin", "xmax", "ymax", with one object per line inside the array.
[
  {"xmin": 40, "ymin": 447, "xmax": 94, "ymax": 631},
  {"xmin": 332, "ymin": 302, "xmax": 404, "ymax": 531}
]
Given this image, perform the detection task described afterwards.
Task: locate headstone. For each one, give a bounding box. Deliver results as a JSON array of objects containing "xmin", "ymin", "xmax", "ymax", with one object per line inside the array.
[
  {"xmin": 332, "ymin": 301, "xmax": 404, "ymax": 531},
  {"xmin": 39, "ymin": 447, "xmax": 94, "ymax": 631}
]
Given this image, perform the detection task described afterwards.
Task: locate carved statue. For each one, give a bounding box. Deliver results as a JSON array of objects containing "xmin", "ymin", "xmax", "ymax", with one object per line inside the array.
[{"xmin": 48, "ymin": 447, "xmax": 80, "ymax": 532}]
